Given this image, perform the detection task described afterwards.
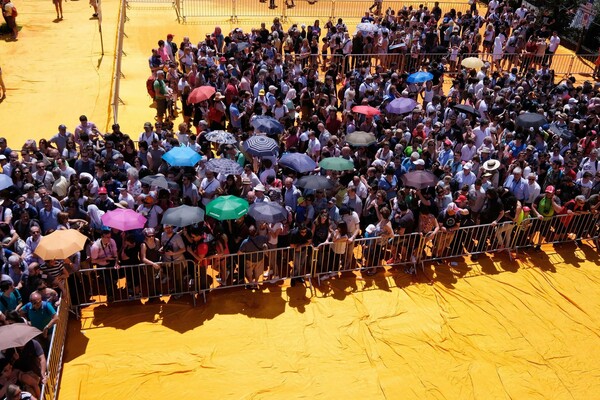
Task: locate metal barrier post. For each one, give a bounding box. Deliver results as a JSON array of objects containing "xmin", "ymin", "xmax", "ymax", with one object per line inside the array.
[
  {"xmin": 110, "ymin": 0, "xmax": 127, "ymax": 129},
  {"xmin": 40, "ymin": 285, "xmax": 70, "ymax": 400}
]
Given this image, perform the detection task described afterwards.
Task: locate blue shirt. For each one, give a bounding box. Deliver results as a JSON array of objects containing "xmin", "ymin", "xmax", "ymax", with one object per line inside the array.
[
  {"xmin": 229, "ymin": 104, "xmax": 242, "ymax": 129},
  {"xmin": 0, "ymin": 289, "xmax": 21, "ymax": 313},
  {"xmin": 38, "ymin": 207, "xmax": 61, "ymax": 233},
  {"xmin": 504, "ymin": 176, "xmax": 529, "ymax": 202},
  {"xmin": 21, "ymin": 301, "xmax": 56, "ymax": 331}
]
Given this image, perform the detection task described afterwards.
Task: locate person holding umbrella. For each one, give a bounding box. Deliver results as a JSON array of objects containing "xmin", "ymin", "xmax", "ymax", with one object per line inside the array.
[{"xmin": 238, "ymin": 226, "xmax": 269, "ymax": 290}]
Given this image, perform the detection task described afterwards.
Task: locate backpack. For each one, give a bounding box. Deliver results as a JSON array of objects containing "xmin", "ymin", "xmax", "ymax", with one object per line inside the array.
[{"xmin": 146, "ymin": 76, "xmax": 155, "ymax": 98}]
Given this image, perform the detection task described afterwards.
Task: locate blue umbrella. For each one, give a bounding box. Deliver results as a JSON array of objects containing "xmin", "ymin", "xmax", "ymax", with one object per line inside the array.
[
  {"xmin": 385, "ymin": 98, "xmax": 418, "ymax": 114},
  {"xmin": 0, "ymin": 175, "xmax": 14, "ymax": 191},
  {"xmin": 279, "ymin": 153, "xmax": 317, "ymax": 173},
  {"xmin": 251, "ymin": 115, "xmax": 285, "ymax": 136},
  {"xmin": 162, "ymin": 147, "xmax": 202, "ymax": 167},
  {"xmin": 406, "ymin": 71, "xmax": 434, "ymax": 84}
]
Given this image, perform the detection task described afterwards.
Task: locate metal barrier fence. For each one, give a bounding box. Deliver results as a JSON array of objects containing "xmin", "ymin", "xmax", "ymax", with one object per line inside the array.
[
  {"xmin": 67, "ymin": 211, "xmax": 600, "ymax": 313},
  {"xmin": 40, "ymin": 285, "xmax": 71, "ymax": 400},
  {"xmin": 177, "ymin": 0, "xmax": 472, "ymax": 21},
  {"xmin": 201, "ymin": 245, "xmax": 316, "ymax": 292},
  {"xmin": 71, "ymin": 260, "xmax": 200, "ymax": 311},
  {"xmin": 340, "ymin": 52, "xmax": 597, "ymax": 77},
  {"xmin": 513, "ymin": 212, "xmax": 600, "ymax": 255},
  {"xmin": 127, "ymin": 0, "xmax": 176, "ymax": 9}
]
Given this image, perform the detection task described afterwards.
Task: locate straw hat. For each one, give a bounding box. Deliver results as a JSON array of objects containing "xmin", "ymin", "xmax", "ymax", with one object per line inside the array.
[{"xmin": 483, "ymin": 159, "xmax": 500, "ymax": 171}]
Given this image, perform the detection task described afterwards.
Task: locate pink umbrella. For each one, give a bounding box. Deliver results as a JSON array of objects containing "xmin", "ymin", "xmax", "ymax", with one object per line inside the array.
[
  {"xmin": 352, "ymin": 105, "xmax": 381, "ymax": 117},
  {"xmin": 101, "ymin": 209, "xmax": 147, "ymax": 232}
]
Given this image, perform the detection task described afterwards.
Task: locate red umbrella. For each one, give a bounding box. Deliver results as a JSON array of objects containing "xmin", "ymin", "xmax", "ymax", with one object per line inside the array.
[
  {"xmin": 187, "ymin": 86, "xmax": 216, "ymax": 104},
  {"xmin": 352, "ymin": 105, "xmax": 381, "ymax": 117}
]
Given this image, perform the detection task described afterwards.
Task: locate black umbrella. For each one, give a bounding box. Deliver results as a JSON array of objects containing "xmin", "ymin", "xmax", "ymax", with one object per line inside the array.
[
  {"xmin": 161, "ymin": 205, "xmax": 205, "ymax": 227},
  {"xmin": 248, "ymin": 202, "xmax": 288, "ymax": 223},
  {"xmin": 452, "ymin": 104, "xmax": 478, "ymax": 116},
  {"xmin": 515, "ymin": 113, "xmax": 547, "ymax": 130},
  {"xmin": 140, "ymin": 174, "xmax": 179, "ymax": 190},
  {"xmin": 296, "ymin": 175, "xmax": 335, "ymax": 190},
  {"xmin": 400, "ymin": 171, "xmax": 438, "ymax": 190},
  {"xmin": 559, "ymin": 129, "xmax": 578, "ymax": 143}
]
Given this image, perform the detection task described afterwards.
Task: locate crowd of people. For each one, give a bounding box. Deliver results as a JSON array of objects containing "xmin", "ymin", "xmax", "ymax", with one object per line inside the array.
[{"xmin": 2, "ymin": 1, "xmax": 600, "ymax": 398}]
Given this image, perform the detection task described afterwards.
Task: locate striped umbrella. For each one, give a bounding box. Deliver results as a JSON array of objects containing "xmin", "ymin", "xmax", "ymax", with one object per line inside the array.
[
  {"xmin": 205, "ymin": 130, "xmax": 237, "ymax": 144},
  {"xmin": 242, "ymin": 136, "xmax": 279, "ymax": 157},
  {"xmin": 206, "ymin": 158, "xmax": 243, "ymax": 175}
]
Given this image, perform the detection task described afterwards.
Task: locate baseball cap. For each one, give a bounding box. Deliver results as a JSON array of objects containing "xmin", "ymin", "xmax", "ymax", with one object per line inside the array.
[
  {"xmin": 456, "ymin": 195, "xmax": 468, "ymax": 202},
  {"xmin": 444, "ymin": 139, "xmax": 452, "ymax": 146},
  {"xmin": 545, "ymin": 185, "xmax": 555, "ymax": 194},
  {"xmin": 259, "ymin": 89, "xmax": 265, "ymax": 95},
  {"xmin": 297, "ymin": 197, "xmax": 305, "ymax": 205},
  {"xmin": 463, "ymin": 162, "xmax": 473, "ymax": 170},
  {"xmin": 328, "ymin": 197, "xmax": 336, "ymax": 204},
  {"xmin": 167, "ymin": 34, "xmax": 175, "ymax": 39},
  {"xmin": 98, "ymin": 187, "xmax": 108, "ymax": 194},
  {"xmin": 414, "ymin": 159, "xmax": 425, "ymax": 166}
]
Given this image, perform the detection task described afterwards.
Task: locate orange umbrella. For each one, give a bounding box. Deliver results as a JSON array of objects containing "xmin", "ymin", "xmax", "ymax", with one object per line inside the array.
[
  {"xmin": 187, "ymin": 85, "xmax": 216, "ymax": 104},
  {"xmin": 35, "ymin": 229, "xmax": 89, "ymax": 260}
]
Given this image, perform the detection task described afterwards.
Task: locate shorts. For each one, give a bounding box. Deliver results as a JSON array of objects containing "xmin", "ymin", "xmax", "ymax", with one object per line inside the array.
[{"xmin": 155, "ymin": 98, "xmax": 167, "ymax": 117}]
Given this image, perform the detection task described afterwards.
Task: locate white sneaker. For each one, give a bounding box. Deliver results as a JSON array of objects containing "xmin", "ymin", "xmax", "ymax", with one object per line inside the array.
[{"xmin": 320, "ymin": 274, "xmax": 330, "ymax": 281}]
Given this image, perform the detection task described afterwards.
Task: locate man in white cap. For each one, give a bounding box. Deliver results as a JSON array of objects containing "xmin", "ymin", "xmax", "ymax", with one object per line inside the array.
[
  {"xmin": 525, "ymin": 173, "xmax": 540, "ymax": 207},
  {"xmin": 503, "ymin": 167, "xmax": 529, "ymax": 203},
  {"xmin": 254, "ymin": 184, "xmax": 270, "ymax": 203},
  {"xmin": 454, "ymin": 162, "xmax": 476, "ymax": 187}
]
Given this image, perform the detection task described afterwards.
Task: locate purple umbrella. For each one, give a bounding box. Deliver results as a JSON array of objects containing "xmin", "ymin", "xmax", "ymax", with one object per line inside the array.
[
  {"xmin": 385, "ymin": 98, "xmax": 418, "ymax": 115},
  {"xmin": 101, "ymin": 209, "xmax": 147, "ymax": 232}
]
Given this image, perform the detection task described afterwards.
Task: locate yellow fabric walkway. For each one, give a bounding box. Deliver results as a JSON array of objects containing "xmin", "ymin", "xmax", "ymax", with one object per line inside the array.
[{"xmin": 61, "ymin": 244, "xmax": 600, "ymax": 399}]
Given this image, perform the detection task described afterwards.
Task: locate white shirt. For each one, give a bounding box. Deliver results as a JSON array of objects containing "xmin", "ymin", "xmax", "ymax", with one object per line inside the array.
[
  {"xmin": 200, "ymin": 177, "xmax": 220, "ymax": 206},
  {"xmin": 549, "ymin": 35, "xmax": 560, "ymax": 52},
  {"xmin": 527, "ymin": 181, "xmax": 541, "ymax": 204},
  {"xmin": 460, "ymin": 144, "xmax": 477, "ymax": 162}
]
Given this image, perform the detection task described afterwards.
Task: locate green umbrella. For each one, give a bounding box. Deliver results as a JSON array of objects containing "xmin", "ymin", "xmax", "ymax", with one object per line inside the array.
[
  {"xmin": 319, "ymin": 157, "xmax": 355, "ymax": 171},
  {"xmin": 206, "ymin": 195, "xmax": 249, "ymax": 221}
]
